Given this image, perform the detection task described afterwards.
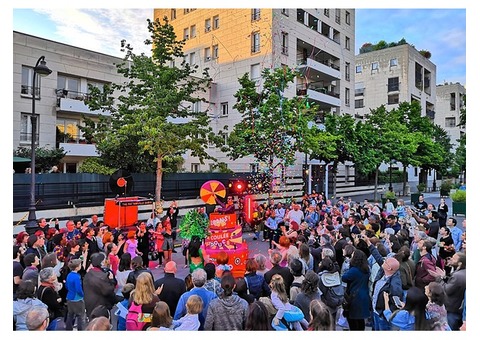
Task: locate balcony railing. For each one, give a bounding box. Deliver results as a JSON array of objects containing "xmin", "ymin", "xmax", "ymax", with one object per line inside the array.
[
  {"xmin": 296, "ymin": 82, "xmax": 340, "ymax": 98},
  {"xmin": 57, "ymin": 134, "xmax": 94, "ymax": 145},
  {"xmin": 56, "ymin": 88, "xmax": 91, "ymax": 102}
]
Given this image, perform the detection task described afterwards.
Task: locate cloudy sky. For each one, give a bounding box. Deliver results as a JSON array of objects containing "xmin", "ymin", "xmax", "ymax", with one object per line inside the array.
[{"xmin": 11, "ymin": 5, "xmax": 468, "ymax": 86}]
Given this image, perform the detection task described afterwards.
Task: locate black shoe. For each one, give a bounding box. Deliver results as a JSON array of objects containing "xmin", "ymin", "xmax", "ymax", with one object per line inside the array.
[
  {"xmin": 253, "ymin": 237, "xmax": 258, "ymax": 240},
  {"xmin": 172, "ymin": 249, "xmax": 177, "ymax": 253}
]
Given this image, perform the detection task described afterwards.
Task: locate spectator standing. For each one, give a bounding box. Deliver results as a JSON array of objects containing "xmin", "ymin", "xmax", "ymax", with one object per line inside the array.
[
  {"xmin": 153, "ymin": 261, "xmax": 187, "ymax": 316},
  {"xmin": 65, "ymin": 259, "xmax": 86, "ymax": 330}
]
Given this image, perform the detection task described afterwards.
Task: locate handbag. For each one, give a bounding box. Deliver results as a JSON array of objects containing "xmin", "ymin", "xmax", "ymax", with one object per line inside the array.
[{"xmin": 283, "ymin": 305, "xmax": 304, "ymax": 322}]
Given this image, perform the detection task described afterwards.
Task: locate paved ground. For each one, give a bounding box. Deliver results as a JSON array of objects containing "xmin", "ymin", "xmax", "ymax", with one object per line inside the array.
[{"xmin": 149, "ymin": 191, "xmax": 465, "ymax": 281}]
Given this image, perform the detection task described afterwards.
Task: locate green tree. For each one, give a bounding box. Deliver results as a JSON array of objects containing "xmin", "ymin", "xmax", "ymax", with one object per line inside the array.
[
  {"xmin": 14, "ymin": 146, "xmax": 66, "ymax": 173},
  {"xmin": 224, "ymin": 67, "xmax": 320, "ymax": 196},
  {"xmin": 310, "ymin": 113, "xmax": 357, "ymax": 198},
  {"xmin": 84, "ymin": 17, "xmax": 222, "ymax": 205}
]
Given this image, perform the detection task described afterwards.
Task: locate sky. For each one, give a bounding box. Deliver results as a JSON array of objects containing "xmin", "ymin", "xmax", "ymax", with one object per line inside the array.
[{"xmin": 11, "ymin": 6, "xmax": 467, "ymax": 86}]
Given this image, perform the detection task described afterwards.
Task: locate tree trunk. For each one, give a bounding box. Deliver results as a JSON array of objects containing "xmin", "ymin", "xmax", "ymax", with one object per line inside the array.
[
  {"xmin": 155, "ymin": 155, "xmax": 163, "ymax": 210},
  {"xmin": 332, "ymin": 161, "xmax": 338, "ymax": 199},
  {"xmin": 373, "ymin": 166, "xmax": 379, "ymax": 201},
  {"xmin": 402, "ymin": 167, "xmax": 408, "ymax": 196}
]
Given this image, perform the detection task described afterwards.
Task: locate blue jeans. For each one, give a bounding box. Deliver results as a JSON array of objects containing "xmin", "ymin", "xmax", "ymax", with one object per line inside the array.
[
  {"xmin": 447, "ymin": 312, "xmax": 462, "ymax": 331},
  {"xmin": 373, "ymin": 312, "xmax": 391, "ymax": 331}
]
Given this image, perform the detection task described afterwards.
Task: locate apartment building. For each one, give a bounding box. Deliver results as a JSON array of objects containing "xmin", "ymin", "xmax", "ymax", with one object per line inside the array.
[
  {"xmin": 13, "ymin": 31, "xmax": 125, "ymax": 173},
  {"xmin": 154, "ymin": 8, "xmax": 356, "ymax": 195},
  {"xmin": 435, "ymin": 82, "xmax": 466, "ymax": 150},
  {"xmin": 354, "ymin": 43, "xmax": 437, "ymax": 185}
]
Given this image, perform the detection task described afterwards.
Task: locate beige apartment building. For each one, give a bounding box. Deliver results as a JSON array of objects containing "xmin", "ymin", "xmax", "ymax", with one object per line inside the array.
[
  {"xmin": 354, "ymin": 43, "xmax": 438, "ymax": 186},
  {"xmin": 435, "ymin": 82, "xmax": 466, "ymax": 150},
  {"xmin": 13, "ymin": 31, "xmax": 126, "ymax": 173},
  {"xmin": 154, "ymin": 8, "xmax": 356, "ymax": 196}
]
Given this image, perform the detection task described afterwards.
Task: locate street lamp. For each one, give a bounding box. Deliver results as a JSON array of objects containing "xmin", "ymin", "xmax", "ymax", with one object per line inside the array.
[{"xmin": 25, "ymin": 56, "xmax": 52, "ymax": 234}]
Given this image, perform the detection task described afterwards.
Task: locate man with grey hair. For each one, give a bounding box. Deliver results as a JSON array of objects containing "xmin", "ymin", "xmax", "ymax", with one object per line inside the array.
[
  {"xmin": 26, "ymin": 305, "xmax": 50, "ymax": 330},
  {"xmin": 173, "ymin": 268, "xmax": 217, "ymax": 330},
  {"xmin": 37, "ymin": 267, "xmax": 65, "ymax": 330},
  {"xmin": 264, "ymin": 249, "xmax": 294, "ymax": 297}
]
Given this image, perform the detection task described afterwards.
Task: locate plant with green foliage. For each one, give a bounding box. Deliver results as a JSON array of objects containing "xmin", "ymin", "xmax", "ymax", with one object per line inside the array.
[
  {"xmin": 78, "ymin": 158, "xmax": 116, "ymax": 175},
  {"xmin": 178, "ymin": 209, "xmax": 210, "ymax": 240},
  {"xmin": 385, "ymin": 190, "xmax": 396, "ymax": 199},
  {"xmin": 224, "ymin": 67, "xmax": 320, "ymax": 196},
  {"xmin": 450, "ymin": 189, "xmax": 466, "ymax": 202},
  {"xmin": 84, "ymin": 16, "xmax": 223, "ymax": 205},
  {"xmin": 416, "ymin": 183, "xmax": 426, "ymax": 193},
  {"xmin": 14, "ymin": 146, "xmax": 66, "ymax": 173}
]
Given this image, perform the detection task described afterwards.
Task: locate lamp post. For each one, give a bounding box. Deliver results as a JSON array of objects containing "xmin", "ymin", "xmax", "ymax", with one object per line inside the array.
[{"xmin": 25, "ymin": 56, "xmax": 52, "ymax": 234}]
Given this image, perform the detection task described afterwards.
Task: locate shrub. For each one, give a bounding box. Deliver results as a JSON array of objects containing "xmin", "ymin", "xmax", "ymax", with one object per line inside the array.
[
  {"xmin": 450, "ymin": 189, "xmax": 466, "ymax": 202},
  {"xmin": 416, "ymin": 183, "xmax": 426, "ymax": 193},
  {"xmin": 385, "ymin": 190, "xmax": 396, "ymax": 199}
]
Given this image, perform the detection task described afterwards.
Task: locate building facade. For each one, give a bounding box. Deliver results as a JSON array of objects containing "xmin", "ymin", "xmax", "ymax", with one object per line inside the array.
[
  {"xmin": 13, "ymin": 31, "xmax": 125, "ymax": 173},
  {"xmin": 354, "ymin": 43, "xmax": 438, "ymax": 186},
  {"xmin": 154, "ymin": 8, "xmax": 356, "ymax": 195},
  {"xmin": 435, "ymin": 82, "xmax": 466, "ymax": 150}
]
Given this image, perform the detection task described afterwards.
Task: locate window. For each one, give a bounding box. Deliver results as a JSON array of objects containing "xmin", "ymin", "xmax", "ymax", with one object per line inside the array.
[
  {"xmin": 212, "ymin": 45, "xmax": 219, "ymax": 59},
  {"xmin": 324, "ymin": 9, "xmax": 329, "ymax": 17},
  {"xmin": 445, "ymin": 117, "xmax": 456, "ymax": 128},
  {"xmin": 252, "ymin": 9, "xmax": 261, "ymax": 21},
  {"xmin": 355, "ymin": 87, "xmax": 365, "ymax": 96},
  {"xmin": 87, "ymin": 81, "xmax": 105, "ymax": 95},
  {"xmin": 21, "ymin": 66, "xmax": 41, "ymax": 97},
  {"xmin": 355, "ymin": 99, "xmax": 364, "ymax": 108},
  {"xmin": 250, "ymin": 63, "xmax": 261, "ymax": 81},
  {"xmin": 356, "ymin": 65, "xmax": 362, "ymax": 73},
  {"xmin": 335, "ymin": 9, "xmax": 341, "ymax": 24},
  {"xmin": 183, "ymin": 28, "xmax": 189, "ymax": 40},
  {"xmin": 20, "ymin": 114, "xmax": 39, "ymax": 143},
  {"xmin": 189, "ymin": 52, "xmax": 195, "ymax": 65},
  {"xmin": 345, "ymin": 11, "xmax": 351, "ymax": 25},
  {"xmin": 184, "ymin": 9, "xmax": 190, "ymax": 14},
  {"xmin": 213, "ymin": 15, "xmax": 220, "ymax": 29},
  {"xmin": 371, "ymin": 62, "xmax": 379, "ymax": 71},
  {"xmin": 171, "ymin": 9, "xmax": 176, "ymax": 20},
  {"xmin": 190, "ymin": 25, "xmax": 196, "ymax": 38},
  {"xmin": 281, "ymin": 9, "xmax": 289, "ymax": 16},
  {"xmin": 221, "ymin": 102, "xmax": 228, "ymax": 116},
  {"xmin": 390, "ymin": 58, "xmax": 398, "ymax": 67},
  {"xmin": 281, "ymin": 32, "xmax": 288, "ymax": 55},
  {"xmin": 191, "ymin": 163, "xmax": 200, "ymax": 173},
  {"xmin": 56, "ymin": 118, "xmax": 80, "ymax": 143},
  {"xmin": 190, "ymin": 101, "xmax": 201, "ymax": 113},
  {"xmin": 251, "ymin": 31, "xmax": 260, "ymax": 53},
  {"xmin": 205, "ymin": 18, "xmax": 211, "ymax": 32},
  {"xmin": 204, "ymin": 47, "xmax": 211, "ymax": 61},
  {"xmin": 250, "ymin": 163, "xmax": 259, "ymax": 172},
  {"xmin": 345, "ymin": 62, "xmax": 350, "ymax": 81},
  {"xmin": 388, "ymin": 77, "xmax": 399, "ymax": 92},
  {"xmin": 57, "ymin": 75, "xmax": 81, "ymax": 99},
  {"xmin": 345, "ymin": 36, "xmax": 351, "ymax": 50},
  {"xmin": 388, "ymin": 93, "xmax": 399, "ymax": 105},
  {"xmin": 450, "ymin": 93, "xmax": 456, "ymax": 110},
  {"xmin": 345, "ymin": 88, "xmax": 350, "ymax": 107}
]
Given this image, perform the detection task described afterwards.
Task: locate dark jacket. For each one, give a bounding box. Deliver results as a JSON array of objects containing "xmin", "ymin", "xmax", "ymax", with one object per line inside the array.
[
  {"xmin": 154, "ymin": 273, "xmax": 187, "ymax": 315},
  {"xmin": 342, "ymin": 266, "xmax": 371, "ymax": 319},
  {"xmin": 244, "ymin": 272, "xmax": 271, "ymax": 300},
  {"xmin": 126, "ymin": 267, "xmax": 154, "ymax": 286},
  {"xmin": 83, "ymin": 267, "xmax": 117, "ymax": 318},
  {"xmin": 264, "ymin": 265, "xmax": 294, "ymax": 298}
]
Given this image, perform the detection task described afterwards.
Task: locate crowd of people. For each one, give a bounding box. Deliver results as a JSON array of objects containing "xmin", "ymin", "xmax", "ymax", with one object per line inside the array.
[{"xmin": 13, "ymin": 191, "xmax": 466, "ymax": 331}]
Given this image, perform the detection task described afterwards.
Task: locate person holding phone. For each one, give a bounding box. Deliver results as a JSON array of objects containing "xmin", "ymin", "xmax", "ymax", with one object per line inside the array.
[{"xmin": 382, "ymin": 287, "xmax": 430, "ymax": 330}]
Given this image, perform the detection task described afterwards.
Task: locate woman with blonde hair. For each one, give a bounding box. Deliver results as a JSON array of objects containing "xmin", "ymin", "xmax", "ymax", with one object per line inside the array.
[
  {"xmin": 128, "ymin": 272, "xmax": 161, "ymax": 330},
  {"xmin": 147, "ymin": 301, "xmax": 173, "ymax": 330},
  {"xmin": 308, "ymin": 299, "xmax": 334, "ymax": 330}
]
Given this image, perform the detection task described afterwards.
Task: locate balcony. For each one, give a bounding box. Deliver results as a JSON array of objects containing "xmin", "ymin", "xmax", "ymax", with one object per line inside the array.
[
  {"xmin": 296, "ymin": 82, "xmax": 341, "ymax": 108},
  {"xmin": 57, "ymin": 134, "xmax": 98, "ymax": 157},
  {"xmin": 297, "ymin": 57, "xmax": 341, "ymax": 82},
  {"xmin": 56, "ymin": 89, "xmax": 109, "ymax": 116}
]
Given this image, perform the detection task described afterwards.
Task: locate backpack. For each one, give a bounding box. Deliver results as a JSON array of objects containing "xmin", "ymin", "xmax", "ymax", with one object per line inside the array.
[
  {"xmin": 318, "ymin": 272, "xmax": 345, "ymax": 309},
  {"xmin": 126, "ymin": 301, "xmax": 150, "ymax": 331}
]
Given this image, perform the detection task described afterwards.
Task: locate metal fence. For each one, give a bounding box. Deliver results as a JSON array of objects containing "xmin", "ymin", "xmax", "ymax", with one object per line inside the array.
[{"xmin": 13, "ymin": 172, "xmax": 246, "ymax": 212}]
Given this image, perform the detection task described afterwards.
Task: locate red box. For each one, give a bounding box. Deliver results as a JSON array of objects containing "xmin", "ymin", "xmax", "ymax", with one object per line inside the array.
[{"xmin": 103, "ymin": 197, "xmax": 138, "ymax": 228}]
